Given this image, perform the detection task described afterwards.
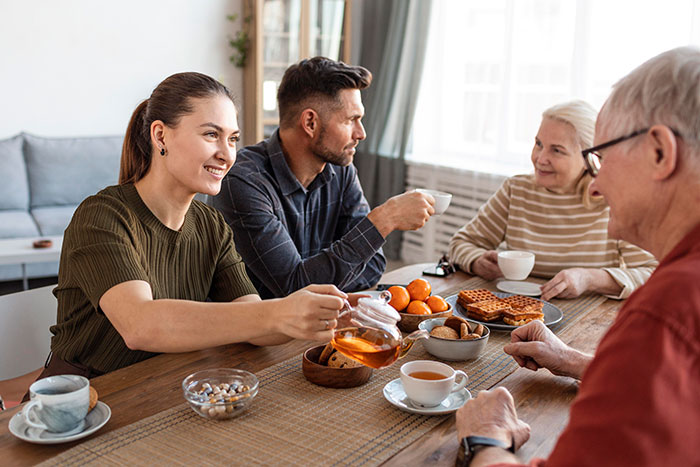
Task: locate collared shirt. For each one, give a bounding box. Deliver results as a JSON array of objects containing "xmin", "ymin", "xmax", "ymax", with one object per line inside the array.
[
  {"xmin": 213, "ymin": 130, "xmax": 386, "ymax": 299},
  {"xmin": 503, "ymin": 221, "xmax": 700, "ymax": 467}
]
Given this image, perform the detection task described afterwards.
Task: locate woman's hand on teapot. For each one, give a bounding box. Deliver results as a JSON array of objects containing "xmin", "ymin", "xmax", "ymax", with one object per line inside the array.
[{"xmin": 276, "ymin": 284, "xmax": 347, "ymax": 341}]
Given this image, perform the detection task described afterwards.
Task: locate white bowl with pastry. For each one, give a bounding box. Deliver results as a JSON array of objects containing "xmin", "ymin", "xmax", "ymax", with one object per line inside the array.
[{"xmin": 418, "ymin": 316, "xmax": 490, "ymax": 361}]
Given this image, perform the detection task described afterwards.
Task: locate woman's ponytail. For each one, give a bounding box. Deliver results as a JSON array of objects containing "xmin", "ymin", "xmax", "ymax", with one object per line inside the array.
[{"xmin": 119, "ymin": 100, "xmax": 151, "ymax": 184}]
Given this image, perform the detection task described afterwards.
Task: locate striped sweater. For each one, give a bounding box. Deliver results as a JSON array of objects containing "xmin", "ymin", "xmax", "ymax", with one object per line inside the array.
[{"xmin": 448, "ymin": 174, "xmax": 657, "ymax": 299}]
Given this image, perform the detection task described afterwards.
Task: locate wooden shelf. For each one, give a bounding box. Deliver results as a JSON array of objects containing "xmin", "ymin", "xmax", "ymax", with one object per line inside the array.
[{"xmin": 242, "ymin": 0, "xmax": 353, "ymax": 146}]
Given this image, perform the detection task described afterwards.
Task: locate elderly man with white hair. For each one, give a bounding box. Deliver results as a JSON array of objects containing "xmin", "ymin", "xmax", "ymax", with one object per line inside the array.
[{"xmin": 454, "ymin": 46, "xmax": 700, "ymax": 466}]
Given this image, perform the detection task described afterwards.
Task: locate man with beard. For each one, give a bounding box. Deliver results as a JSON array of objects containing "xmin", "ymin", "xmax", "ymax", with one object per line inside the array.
[{"xmin": 213, "ymin": 57, "xmax": 434, "ymax": 299}]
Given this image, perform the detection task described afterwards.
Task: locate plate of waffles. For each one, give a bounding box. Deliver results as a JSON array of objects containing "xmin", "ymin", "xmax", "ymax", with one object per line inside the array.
[{"xmin": 445, "ymin": 288, "xmax": 563, "ymax": 331}]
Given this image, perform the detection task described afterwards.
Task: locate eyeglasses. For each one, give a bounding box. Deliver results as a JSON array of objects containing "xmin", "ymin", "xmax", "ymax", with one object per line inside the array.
[{"xmin": 581, "ymin": 128, "xmax": 649, "ymax": 177}]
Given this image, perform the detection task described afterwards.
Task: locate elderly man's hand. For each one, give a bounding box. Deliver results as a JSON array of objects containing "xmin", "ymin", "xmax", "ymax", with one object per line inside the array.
[
  {"xmin": 472, "ymin": 251, "xmax": 503, "ymax": 280},
  {"xmin": 456, "ymin": 387, "xmax": 531, "ymax": 450},
  {"xmin": 503, "ymin": 320, "xmax": 591, "ymax": 379}
]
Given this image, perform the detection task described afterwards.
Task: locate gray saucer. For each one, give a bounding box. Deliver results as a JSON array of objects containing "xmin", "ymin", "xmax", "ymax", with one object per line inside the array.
[{"xmin": 9, "ymin": 401, "xmax": 111, "ymax": 444}]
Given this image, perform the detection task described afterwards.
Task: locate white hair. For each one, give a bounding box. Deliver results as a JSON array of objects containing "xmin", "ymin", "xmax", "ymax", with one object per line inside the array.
[
  {"xmin": 542, "ymin": 99, "xmax": 598, "ymax": 149},
  {"xmin": 600, "ymin": 46, "xmax": 700, "ymax": 154}
]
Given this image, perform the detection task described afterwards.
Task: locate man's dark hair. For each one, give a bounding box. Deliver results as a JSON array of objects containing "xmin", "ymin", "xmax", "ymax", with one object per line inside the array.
[{"xmin": 277, "ymin": 56, "xmax": 372, "ymax": 128}]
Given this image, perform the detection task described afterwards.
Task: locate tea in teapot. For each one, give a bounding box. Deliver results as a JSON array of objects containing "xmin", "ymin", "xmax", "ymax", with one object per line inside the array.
[{"xmin": 331, "ymin": 293, "xmax": 428, "ymax": 369}]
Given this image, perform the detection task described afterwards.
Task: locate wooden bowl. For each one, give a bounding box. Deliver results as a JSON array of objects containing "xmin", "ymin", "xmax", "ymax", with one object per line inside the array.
[
  {"xmin": 397, "ymin": 305, "xmax": 453, "ymax": 332},
  {"xmin": 302, "ymin": 345, "xmax": 373, "ymax": 388}
]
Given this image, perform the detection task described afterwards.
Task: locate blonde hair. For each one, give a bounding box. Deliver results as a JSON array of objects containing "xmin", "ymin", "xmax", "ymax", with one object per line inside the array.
[{"xmin": 542, "ymin": 100, "xmax": 602, "ymax": 208}]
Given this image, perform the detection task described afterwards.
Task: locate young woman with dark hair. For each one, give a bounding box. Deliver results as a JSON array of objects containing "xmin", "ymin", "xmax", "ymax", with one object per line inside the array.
[{"xmin": 36, "ymin": 72, "xmax": 348, "ymax": 383}]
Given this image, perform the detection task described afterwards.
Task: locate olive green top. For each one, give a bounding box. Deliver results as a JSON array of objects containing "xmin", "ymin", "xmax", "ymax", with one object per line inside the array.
[{"xmin": 50, "ymin": 183, "xmax": 259, "ymax": 373}]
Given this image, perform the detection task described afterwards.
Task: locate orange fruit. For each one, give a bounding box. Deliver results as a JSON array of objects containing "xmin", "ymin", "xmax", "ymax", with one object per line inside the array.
[
  {"xmin": 406, "ymin": 300, "xmax": 432, "ymax": 315},
  {"xmin": 387, "ymin": 285, "xmax": 410, "ymax": 312},
  {"xmin": 407, "ymin": 278, "xmax": 431, "ymax": 301},
  {"xmin": 425, "ymin": 295, "xmax": 449, "ymax": 313}
]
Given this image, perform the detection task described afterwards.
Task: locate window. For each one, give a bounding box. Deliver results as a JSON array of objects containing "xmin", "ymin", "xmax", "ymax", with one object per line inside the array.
[{"xmin": 410, "ymin": 0, "xmax": 700, "ymax": 175}]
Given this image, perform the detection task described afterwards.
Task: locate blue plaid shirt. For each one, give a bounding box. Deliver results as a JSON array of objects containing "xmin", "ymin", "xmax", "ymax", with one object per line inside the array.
[{"xmin": 213, "ymin": 130, "xmax": 386, "ymax": 299}]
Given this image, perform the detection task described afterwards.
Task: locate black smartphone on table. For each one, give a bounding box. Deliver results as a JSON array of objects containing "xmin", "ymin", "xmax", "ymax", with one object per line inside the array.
[{"xmin": 422, "ymin": 265, "xmax": 450, "ymax": 277}]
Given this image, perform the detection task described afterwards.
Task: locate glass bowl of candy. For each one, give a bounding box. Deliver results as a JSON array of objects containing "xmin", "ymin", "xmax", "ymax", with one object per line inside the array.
[{"xmin": 182, "ymin": 368, "xmax": 259, "ymax": 420}]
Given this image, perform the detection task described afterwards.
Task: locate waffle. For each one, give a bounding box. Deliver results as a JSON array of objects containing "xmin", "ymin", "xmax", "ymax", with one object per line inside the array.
[
  {"xmin": 465, "ymin": 299, "xmax": 512, "ymax": 322},
  {"xmin": 499, "ymin": 295, "xmax": 543, "ymax": 313},
  {"xmin": 502, "ymin": 308, "xmax": 545, "ymax": 326},
  {"xmin": 458, "ymin": 289, "xmax": 499, "ymax": 304}
]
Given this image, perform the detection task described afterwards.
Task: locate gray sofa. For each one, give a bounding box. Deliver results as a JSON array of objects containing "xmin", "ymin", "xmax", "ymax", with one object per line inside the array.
[{"xmin": 0, "ymin": 133, "xmax": 123, "ymax": 280}]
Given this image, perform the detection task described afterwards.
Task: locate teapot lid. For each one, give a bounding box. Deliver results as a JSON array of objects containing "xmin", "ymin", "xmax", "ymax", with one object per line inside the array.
[{"xmin": 357, "ymin": 296, "xmax": 401, "ymax": 323}]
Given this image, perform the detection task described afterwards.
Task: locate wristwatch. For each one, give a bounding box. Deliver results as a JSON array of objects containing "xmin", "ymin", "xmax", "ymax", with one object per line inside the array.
[{"xmin": 455, "ymin": 435, "xmax": 515, "ymax": 466}]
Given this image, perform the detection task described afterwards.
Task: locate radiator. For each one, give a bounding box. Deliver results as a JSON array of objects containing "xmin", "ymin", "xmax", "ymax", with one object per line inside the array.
[{"xmin": 401, "ymin": 162, "xmax": 506, "ymax": 263}]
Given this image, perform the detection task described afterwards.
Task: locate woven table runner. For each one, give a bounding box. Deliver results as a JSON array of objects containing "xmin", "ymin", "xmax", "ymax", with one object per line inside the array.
[{"xmin": 43, "ymin": 279, "xmax": 606, "ymax": 466}]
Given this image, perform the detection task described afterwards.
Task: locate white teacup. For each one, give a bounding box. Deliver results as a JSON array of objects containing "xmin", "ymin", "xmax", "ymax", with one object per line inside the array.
[
  {"xmin": 400, "ymin": 360, "xmax": 468, "ymax": 407},
  {"xmin": 416, "ymin": 189, "xmax": 452, "ymax": 215},
  {"xmin": 497, "ymin": 250, "xmax": 535, "ymax": 281},
  {"xmin": 23, "ymin": 375, "xmax": 90, "ymax": 433}
]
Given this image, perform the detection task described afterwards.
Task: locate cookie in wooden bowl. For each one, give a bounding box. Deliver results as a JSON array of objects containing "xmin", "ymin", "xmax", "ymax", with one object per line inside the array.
[{"xmin": 302, "ymin": 344, "xmax": 373, "ymax": 388}]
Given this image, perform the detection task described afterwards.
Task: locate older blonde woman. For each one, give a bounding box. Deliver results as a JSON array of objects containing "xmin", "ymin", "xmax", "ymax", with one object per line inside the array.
[{"xmin": 448, "ymin": 100, "xmax": 657, "ymax": 301}]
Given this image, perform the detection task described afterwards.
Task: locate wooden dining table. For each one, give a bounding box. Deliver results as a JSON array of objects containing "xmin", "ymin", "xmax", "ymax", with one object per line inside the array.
[{"xmin": 0, "ymin": 263, "xmax": 623, "ymax": 466}]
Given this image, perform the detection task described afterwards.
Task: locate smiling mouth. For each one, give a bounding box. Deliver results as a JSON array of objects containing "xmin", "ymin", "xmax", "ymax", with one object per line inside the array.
[{"xmin": 205, "ymin": 167, "xmax": 226, "ymax": 176}]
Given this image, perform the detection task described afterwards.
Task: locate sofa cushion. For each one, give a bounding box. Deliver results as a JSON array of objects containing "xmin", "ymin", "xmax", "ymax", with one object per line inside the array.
[
  {"xmin": 0, "ymin": 211, "xmax": 40, "ymax": 239},
  {"xmin": 24, "ymin": 133, "xmax": 122, "ymax": 208},
  {"xmin": 31, "ymin": 206, "xmax": 78, "ymax": 236},
  {"xmin": 0, "ymin": 135, "xmax": 30, "ymax": 211}
]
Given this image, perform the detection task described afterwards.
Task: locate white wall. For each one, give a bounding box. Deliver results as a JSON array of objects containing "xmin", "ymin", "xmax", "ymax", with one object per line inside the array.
[{"xmin": 0, "ymin": 0, "xmax": 244, "ymax": 139}]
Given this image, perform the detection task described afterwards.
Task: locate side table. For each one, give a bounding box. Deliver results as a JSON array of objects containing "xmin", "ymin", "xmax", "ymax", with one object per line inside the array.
[{"xmin": 0, "ymin": 236, "xmax": 63, "ymax": 290}]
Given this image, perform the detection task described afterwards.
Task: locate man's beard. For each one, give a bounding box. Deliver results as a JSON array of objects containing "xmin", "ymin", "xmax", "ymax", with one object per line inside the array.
[{"xmin": 311, "ymin": 125, "xmax": 354, "ymax": 166}]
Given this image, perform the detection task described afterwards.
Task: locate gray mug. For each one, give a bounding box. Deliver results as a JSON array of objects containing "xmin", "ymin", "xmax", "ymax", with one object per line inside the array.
[{"xmin": 23, "ymin": 375, "xmax": 90, "ymax": 433}]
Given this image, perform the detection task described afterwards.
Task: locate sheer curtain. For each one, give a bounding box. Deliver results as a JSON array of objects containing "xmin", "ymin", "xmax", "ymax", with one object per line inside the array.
[
  {"xmin": 353, "ymin": 0, "xmax": 433, "ymax": 259},
  {"xmin": 410, "ymin": 0, "xmax": 700, "ymax": 176}
]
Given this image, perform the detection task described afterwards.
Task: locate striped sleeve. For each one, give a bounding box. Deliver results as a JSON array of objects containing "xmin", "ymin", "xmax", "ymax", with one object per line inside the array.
[
  {"xmin": 602, "ymin": 240, "xmax": 658, "ymax": 299},
  {"xmin": 448, "ymin": 179, "xmax": 511, "ymax": 273}
]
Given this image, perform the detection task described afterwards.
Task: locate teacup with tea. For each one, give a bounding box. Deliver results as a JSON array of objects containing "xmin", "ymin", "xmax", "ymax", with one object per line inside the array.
[
  {"xmin": 23, "ymin": 375, "xmax": 90, "ymax": 433},
  {"xmin": 400, "ymin": 360, "xmax": 468, "ymax": 407}
]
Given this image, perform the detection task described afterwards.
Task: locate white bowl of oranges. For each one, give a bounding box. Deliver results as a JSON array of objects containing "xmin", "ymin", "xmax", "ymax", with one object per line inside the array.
[{"xmin": 387, "ymin": 279, "xmax": 453, "ymax": 332}]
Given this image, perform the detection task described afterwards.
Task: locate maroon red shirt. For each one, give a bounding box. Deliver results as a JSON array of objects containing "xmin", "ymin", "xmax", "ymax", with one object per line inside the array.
[{"xmin": 510, "ymin": 222, "xmax": 700, "ymax": 466}]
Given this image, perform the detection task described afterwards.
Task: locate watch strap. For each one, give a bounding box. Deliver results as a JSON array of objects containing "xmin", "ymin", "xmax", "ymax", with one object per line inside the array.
[{"xmin": 456, "ymin": 435, "xmax": 515, "ymax": 466}]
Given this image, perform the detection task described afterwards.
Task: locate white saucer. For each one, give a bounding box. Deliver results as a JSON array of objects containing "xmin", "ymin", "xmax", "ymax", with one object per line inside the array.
[
  {"xmin": 383, "ymin": 378, "xmax": 471, "ymax": 415},
  {"xmin": 496, "ymin": 280, "xmax": 542, "ymax": 296},
  {"xmin": 9, "ymin": 401, "xmax": 111, "ymax": 444}
]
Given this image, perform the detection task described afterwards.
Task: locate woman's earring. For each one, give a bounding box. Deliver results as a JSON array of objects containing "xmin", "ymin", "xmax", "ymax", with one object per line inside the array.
[{"xmin": 160, "ymin": 147, "xmax": 166, "ymax": 156}]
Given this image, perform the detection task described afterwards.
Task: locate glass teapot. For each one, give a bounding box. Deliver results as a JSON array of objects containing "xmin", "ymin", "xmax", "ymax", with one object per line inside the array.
[{"xmin": 331, "ymin": 291, "xmax": 429, "ymax": 369}]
